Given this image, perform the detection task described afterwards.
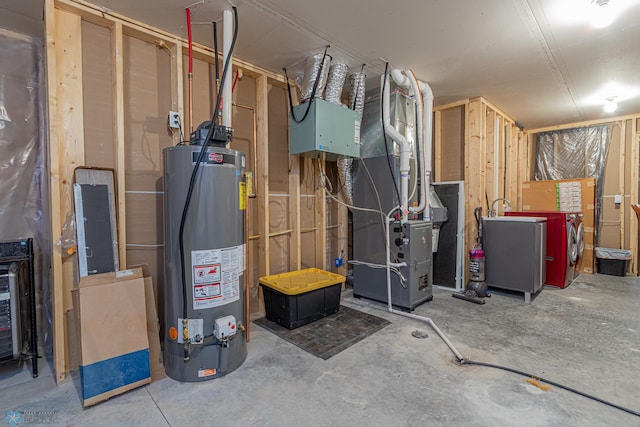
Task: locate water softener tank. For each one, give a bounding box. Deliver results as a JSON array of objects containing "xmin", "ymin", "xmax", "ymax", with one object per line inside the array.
[{"xmin": 163, "ymin": 145, "xmax": 247, "ymax": 382}]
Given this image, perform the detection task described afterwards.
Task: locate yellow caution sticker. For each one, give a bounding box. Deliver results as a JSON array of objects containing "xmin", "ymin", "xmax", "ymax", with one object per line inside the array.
[
  {"xmin": 245, "ymin": 171, "xmax": 253, "ymax": 197},
  {"xmin": 239, "ymin": 182, "xmax": 246, "ymax": 211}
]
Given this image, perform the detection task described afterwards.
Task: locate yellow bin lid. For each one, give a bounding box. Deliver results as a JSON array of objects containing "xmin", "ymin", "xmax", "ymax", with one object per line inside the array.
[{"xmin": 259, "ymin": 268, "xmax": 345, "ymax": 295}]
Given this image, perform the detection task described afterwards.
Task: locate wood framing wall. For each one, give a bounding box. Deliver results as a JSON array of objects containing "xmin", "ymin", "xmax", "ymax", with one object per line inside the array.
[
  {"xmin": 528, "ymin": 116, "xmax": 640, "ymax": 275},
  {"xmin": 44, "ymin": 0, "xmax": 340, "ymax": 383},
  {"xmin": 434, "ymin": 97, "xmax": 531, "ymax": 263}
]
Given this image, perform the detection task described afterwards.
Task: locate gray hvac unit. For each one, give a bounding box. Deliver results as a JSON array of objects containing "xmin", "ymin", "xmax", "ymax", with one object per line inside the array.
[
  {"xmin": 0, "ymin": 264, "xmax": 21, "ymax": 361},
  {"xmin": 163, "ymin": 145, "xmax": 247, "ymax": 382}
]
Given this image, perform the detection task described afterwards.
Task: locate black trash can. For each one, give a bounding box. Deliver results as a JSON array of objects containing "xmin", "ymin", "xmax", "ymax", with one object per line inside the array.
[{"xmin": 595, "ymin": 247, "xmax": 632, "ymax": 276}]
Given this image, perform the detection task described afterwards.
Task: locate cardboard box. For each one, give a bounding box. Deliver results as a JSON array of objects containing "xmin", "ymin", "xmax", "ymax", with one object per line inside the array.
[
  {"xmin": 76, "ymin": 268, "xmax": 151, "ymax": 406},
  {"xmin": 133, "ymin": 264, "xmax": 166, "ymax": 383}
]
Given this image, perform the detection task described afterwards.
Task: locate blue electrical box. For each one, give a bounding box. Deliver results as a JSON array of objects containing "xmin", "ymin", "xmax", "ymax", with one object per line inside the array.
[{"xmin": 289, "ymin": 99, "xmax": 361, "ymax": 159}]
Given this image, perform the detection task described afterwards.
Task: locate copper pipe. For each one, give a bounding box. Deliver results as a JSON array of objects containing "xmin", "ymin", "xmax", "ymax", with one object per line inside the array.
[
  {"xmin": 245, "ymin": 173, "xmax": 250, "ymax": 342},
  {"xmin": 233, "ymin": 103, "xmax": 257, "ymax": 196}
]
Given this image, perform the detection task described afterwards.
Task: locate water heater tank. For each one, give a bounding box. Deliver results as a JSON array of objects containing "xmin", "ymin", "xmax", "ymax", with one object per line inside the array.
[{"xmin": 163, "ymin": 145, "xmax": 247, "ymax": 382}]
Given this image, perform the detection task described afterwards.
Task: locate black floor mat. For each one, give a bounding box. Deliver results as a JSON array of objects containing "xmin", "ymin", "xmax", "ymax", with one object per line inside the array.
[{"xmin": 253, "ymin": 305, "xmax": 391, "ymax": 360}]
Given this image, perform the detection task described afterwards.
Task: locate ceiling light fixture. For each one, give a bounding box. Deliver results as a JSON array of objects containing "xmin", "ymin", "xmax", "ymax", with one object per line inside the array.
[{"xmin": 604, "ymin": 97, "xmax": 618, "ymax": 113}]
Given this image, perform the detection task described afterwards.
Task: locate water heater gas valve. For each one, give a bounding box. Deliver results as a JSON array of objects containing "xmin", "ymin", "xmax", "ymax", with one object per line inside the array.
[{"xmin": 214, "ymin": 315, "xmax": 237, "ymax": 340}]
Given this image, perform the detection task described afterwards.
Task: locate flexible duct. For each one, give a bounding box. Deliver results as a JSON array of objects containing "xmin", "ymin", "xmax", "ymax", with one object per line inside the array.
[
  {"xmin": 349, "ymin": 72, "xmax": 366, "ymax": 114},
  {"xmin": 300, "ymin": 53, "xmax": 330, "ymax": 101},
  {"xmin": 336, "ymin": 156, "xmax": 354, "ymax": 206},
  {"xmin": 325, "ymin": 64, "xmax": 349, "ymax": 105}
]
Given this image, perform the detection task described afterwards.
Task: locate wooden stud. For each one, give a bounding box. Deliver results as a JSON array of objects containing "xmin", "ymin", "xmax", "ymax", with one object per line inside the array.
[
  {"xmin": 315, "ymin": 154, "xmax": 327, "ymax": 269},
  {"xmin": 434, "ymin": 99, "xmax": 470, "ymax": 111},
  {"xmin": 55, "ymin": 0, "xmax": 287, "ymax": 85},
  {"xmin": 256, "ymin": 76, "xmax": 269, "ymax": 313},
  {"xmin": 111, "ymin": 22, "xmax": 127, "ymax": 267},
  {"xmin": 527, "ymin": 114, "xmax": 640, "ymax": 134},
  {"xmin": 465, "ymin": 99, "xmax": 484, "ymax": 262},
  {"xmin": 485, "ymin": 108, "xmax": 496, "ymax": 208},
  {"xmin": 336, "ymin": 194, "xmax": 348, "ymax": 277},
  {"xmin": 170, "ymin": 41, "xmax": 184, "ymax": 145},
  {"xmin": 434, "ymin": 110, "xmax": 442, "ymax": 182},
  {"xmin": 44, "ymin": 0, "xmax": 66, "ymax": 385},
  {"xmin": 480, "ymin": 97, "xmax": 516, "ymax": 124},
  {"xmin": 288, "ymin": 155, "xmax": 301, "ymax": 271},
  {"xmin": 631, "ymin": 121, "xmax": 639, "ymax": 274},
  {"xmin": 56, "ymin": 6, "xmax": 86, "ymax": 381},
  {"xmin": 497, "ymin": 116, "xmax": 505, "ymax": 204},
  {"xmin": 620, "ymin": 121, "xmax": 626, "ymax": 250}
]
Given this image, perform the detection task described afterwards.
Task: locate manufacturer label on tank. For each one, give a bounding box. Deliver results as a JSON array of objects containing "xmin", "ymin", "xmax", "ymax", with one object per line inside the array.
[
  {"xmin": 208, "ymin": 153, "xmax": 223, "ymax": 163},
  {"xmin": 191, "ymin": 245, "xmax": 245, "ymax": 310}
]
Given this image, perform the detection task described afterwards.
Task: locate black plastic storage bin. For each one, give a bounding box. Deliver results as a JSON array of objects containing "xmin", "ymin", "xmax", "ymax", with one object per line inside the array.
[
  {"xmin": 595, "ymin": 247, "xmax": 631, "ymax": 277},
  {"xmin": 259, "ymin": 268, "xmax": 345, "ymax": 329}
]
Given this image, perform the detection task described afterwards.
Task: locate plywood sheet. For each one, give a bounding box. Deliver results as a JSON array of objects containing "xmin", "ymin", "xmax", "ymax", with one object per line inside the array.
[
  {"xmin": 82, "ymin": 21, "xmax": 115, "ymax": 169},
  {"xmin": 439, "ymin": 105, "xmax": 465, "ymax": 181},
  {"xmin": 123, "ymin": 35, "xmax": 173, "ymax": 191},
  {"xmin": 267, "ymin": 84, "xmax": 289, "ymax": 193},
  {"xmin": 601, "ymin": 124, "xmax": 621, "ymax": 195}
]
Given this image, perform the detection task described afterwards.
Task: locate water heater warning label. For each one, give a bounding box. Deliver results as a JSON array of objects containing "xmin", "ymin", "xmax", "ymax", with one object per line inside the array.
[{"xmin": 191, "ymin": 245, "xmax": 244, "ymax": 309}]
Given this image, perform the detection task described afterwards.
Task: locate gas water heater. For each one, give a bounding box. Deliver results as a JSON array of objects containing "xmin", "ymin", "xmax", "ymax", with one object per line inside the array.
[{"xmin": 163, "ymin": 144, "xmax": 247, "ymax": 382}]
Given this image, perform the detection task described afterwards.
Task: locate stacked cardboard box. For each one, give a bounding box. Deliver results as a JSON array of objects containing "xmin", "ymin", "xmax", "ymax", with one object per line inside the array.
[{"xmin": 521, "ymin": 178, "xmax": 596, "ymax": 273}]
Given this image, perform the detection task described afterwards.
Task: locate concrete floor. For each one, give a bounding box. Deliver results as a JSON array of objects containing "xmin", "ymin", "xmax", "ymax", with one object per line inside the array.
[{"xmin": 1, "ymin": 273, "xmax": 639, "ymax": 426}]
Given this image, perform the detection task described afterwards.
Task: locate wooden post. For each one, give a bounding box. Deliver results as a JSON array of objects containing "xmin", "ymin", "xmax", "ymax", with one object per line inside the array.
[
  {"xmin": 434, "ymin": 110, "xmax": 442, "ymax": 182},
  {"xmin": 112, "ymin": 22, "xmax": 127, "ymax": 267},
  {"xmin": 171, "ymin": 40, "xmax": 184, "ymax": 145},
  {"xmin": 45, "ymin": 0, "xmax": 66, "ymax": 384},
  {"xmin": 256, "ymin": 76, "xmax": 269, "ymax": 312},
  {"xmin": 631, "ymin": 122, "xmax": 639, "ymax": 274},
  {"xmin": 46, "ymin": 4, "xmax": 86, "ymax": 383},
  {"xmin": 465, "ymin": 98, "xmax": 484, "ymax": 262}
]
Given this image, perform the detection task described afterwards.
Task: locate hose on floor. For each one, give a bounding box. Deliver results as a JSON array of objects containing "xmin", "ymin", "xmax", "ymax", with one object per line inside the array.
[{"xmin": 460, "ymin": 359, "xmax": 640, "ymax": 418}]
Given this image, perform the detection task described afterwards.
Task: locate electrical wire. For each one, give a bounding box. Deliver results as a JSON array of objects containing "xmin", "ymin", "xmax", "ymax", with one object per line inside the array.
[
  {"xmin": 381, "ymin": 62, "xmax": 402, "ymax": 206},
  {"xmin": 460, "ymin": 360, "xmax": 640, "ymax": 418},
  {"xmin": 318, "ymin": 158, "xmax": 400, "ymax": 264},
  {"xmin": 284, "ymin": 46, "xmax": 330, "ymax": 124},
  {"xmin": 177, "ymin": 6, "xmax": 239, "ymax": 347},
  {"xmin": 348, "ymin": 260, "xmax": 406, "ymax": 288}
]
